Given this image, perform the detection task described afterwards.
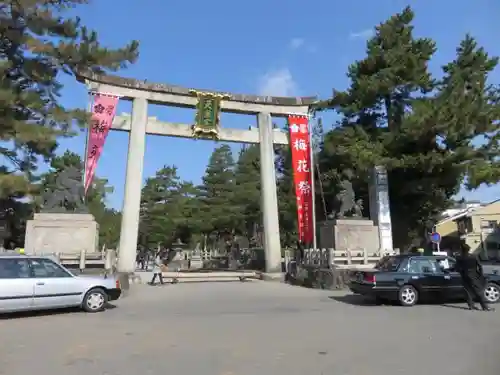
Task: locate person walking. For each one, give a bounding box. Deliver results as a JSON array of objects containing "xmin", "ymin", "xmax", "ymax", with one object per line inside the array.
[
  {"xmin": 136, "ymin": 250, "xmax": 143, "ymax": 270},
  {"xmin": 150, "ymin": 250, "xmax": 165, "ymax": 286},
  {"xmin": 455, "ymin": 242, "xmax": 493, "ymax": 311},
  {"xmin": 143, "ymin": 250, "xmax": 150, "ymax": 271}
]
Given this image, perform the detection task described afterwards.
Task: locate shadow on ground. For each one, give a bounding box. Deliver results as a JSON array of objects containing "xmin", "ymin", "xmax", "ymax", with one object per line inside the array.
[
  {"xmin": 330, "ymin": 294, "xmax": 475, "ymax": 310},
  {"xmin": 329, "ymin": 294, "xmax": 383, "ymax": 306},
  {"xmin": 440, "ymin": 304, "xmax": 471, "ymax": 310},
  {"xmin": 146, "ymin": 280, "xmax": 253, "ymax": 287},
  {"xmin": 0, "ymin": 303, "xmax": 117, "ymax": 320}
]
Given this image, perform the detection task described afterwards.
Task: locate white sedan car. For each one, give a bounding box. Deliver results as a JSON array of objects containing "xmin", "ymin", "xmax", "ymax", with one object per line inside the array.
[{"xmin": 0, "ymin": 254, "xmax": 121, "ymax": 313}]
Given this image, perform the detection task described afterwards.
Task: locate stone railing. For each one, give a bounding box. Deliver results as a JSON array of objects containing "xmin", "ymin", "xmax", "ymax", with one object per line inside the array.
[
  {"xmin": 50, "ymin": 248, "xmax": 117, "ymax": 273},
  {"xmin": 174, "ymin": 248, "xmax": 228, "ymax": 261},
  {"xmin": 169, "ymin": 247, "xmax": 398, "ymax": 271},
  {"xmin": 283, "ymin": 248, "xmax": 400, "ymax": 290},
  {"xmin": 300, "ymin": 248, "xmax": 399, "ymax": 268},
  {"xmin": 163, "ymin": 248, "xmax": 266, "ymax": 272}
]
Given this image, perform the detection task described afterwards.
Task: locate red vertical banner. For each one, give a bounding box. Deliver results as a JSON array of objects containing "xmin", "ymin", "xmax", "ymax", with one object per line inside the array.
[
  {"xmin": 84, "ymin": 94, "xmax": 119, "ymax": 194},
  {"xmin": 287, "ymin": 115, "xmax": 314, "ymax": 245}
]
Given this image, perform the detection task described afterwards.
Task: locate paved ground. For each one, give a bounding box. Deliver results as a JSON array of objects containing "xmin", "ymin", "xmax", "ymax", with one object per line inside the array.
[{"xmin": 0, "ymin": 281, "xmax": 499, "ymax": 375}]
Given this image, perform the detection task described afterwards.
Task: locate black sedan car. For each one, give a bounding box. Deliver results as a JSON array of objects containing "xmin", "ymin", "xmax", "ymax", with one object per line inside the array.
[{"xmin": 349, "ymin": 254, "xmax": 500, "ymax": 306}]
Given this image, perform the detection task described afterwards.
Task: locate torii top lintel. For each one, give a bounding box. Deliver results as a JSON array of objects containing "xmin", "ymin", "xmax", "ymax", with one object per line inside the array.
[{"xmin": 77, "ymin": 71, "xmax": 318, "ymax": 116}]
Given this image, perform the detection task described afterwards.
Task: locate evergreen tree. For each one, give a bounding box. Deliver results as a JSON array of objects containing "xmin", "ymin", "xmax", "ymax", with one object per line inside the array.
[
  {"xmin": 0, "ymin": 197, "xmax": 32, "ymax": 248},
  {"xmin": 198, "ymin": 145, "xmax": 238, "ymax": 243},
  {"xmin": 138, "ymin": 166, "xmax": 185, "ymax": 249},
  {"xmin": 232, "ymin": 145, "xmax": 261, "ymax": 241},
  {"xmin": 0, "ymin": 0, "xmax": 138, "ymax": 197},
  {"xmin": 435, "ymin": 35, "xmax": 500, "ymax": 190},
  {"xmin": 314, "ymin": 7, "xmax": 500, "ymax": 248},
  {"xmin": 170, "ymin": 181, "xmax": 203, "ymax": 246},
  {"xmin": 0, "ymin": 0, "xmax": 138, "ymax": 247},
  {"xmin": 98, "ymin": 209, "xmax": 121, "ymax": 250}
]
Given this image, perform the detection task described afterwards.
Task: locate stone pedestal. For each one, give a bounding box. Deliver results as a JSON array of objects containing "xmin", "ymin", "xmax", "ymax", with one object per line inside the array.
[
  {"xmin": 24, "ymin": 213, "xmax": 99, "ymax": 255},
  {"xmin": 319, "ymin": 219, "xmax": 380, "ymax": 251}
]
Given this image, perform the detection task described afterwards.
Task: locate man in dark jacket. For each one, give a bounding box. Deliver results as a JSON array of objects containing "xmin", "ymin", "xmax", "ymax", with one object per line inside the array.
[{"xmin": 455, "ymin": 242, "xmax": 493, "ymax": 311}]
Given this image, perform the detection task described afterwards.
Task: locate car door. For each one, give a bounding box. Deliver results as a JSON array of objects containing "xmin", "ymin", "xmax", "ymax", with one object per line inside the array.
[
  {"xmin": 30, "ymin": 258, "xmax": 83, "ymax": 309},
  {"xmin": 407, "ymin": 257, "xmax": 445, "ymax": 297},
  {"xmin": 438, "ymin": 257, "xmax": 465, "ymax": 299},
  {"xmin": 0, "ymin": 258, "xmax": 35, "ymax": 312}
]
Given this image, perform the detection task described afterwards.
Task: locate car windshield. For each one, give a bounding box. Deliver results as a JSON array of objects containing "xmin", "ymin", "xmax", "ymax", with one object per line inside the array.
[{"xmin": 375, "ymin": 256, "xmax": 402, "ymax": 271}]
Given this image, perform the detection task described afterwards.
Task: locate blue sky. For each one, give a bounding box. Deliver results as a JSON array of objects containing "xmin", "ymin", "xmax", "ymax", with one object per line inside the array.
[{"xmin": 54, "ymin": 0, "xmax": 499, "ymax": 209}]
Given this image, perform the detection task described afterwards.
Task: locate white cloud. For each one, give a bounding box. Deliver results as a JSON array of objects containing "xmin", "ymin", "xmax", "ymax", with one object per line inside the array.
[
  {"xmin": 349, "ymin": 28, "xmax": 374, "ymax": 40},
  {"xmin": 257, "ymin": 68, "xmax": 298, "ymax": 97},
  {"xmin": 289, "ymin": 37, "xmax": 305, "ymax": 50}
]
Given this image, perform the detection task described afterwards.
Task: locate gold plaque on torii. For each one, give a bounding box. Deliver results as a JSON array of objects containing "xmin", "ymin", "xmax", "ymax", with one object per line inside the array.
[{"xmin": 189, "ymin": 90, "xmax": 230, "ymax": 140}]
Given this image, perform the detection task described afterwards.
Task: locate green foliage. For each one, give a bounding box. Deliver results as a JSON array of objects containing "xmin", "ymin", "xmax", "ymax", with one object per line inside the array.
[
  {"xmin": 0, "ymin": 0, "xmax": 138, "ymax": 199},
  {"xmin": 233, "ymin": 144, "xmax": 261, "ymax": 239},
  {"xmin": 98, "ymin": 209, "xmax": 121, "ymax": 250},
  {"xmin": 138, "ymin": 145, "xmax": 268, "ymax": 249},
  {"xmin": 0, "ymin": 198, "xmax": 32, "ymax": 248},
  {"xmin": 197, "ymin": 144, "xmax": 239, "ymax": 238},
  {"xmin": 138, "ymin": 166, "xmax": 200, "ymax": 249},
  {"xmin": 315, "ymin": 6, "xmax": 500, "ymax": 248}
]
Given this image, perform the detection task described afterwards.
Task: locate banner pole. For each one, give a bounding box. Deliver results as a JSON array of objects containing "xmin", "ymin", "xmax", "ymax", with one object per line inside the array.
[
  {"xmin": 308, "ymin": 117, "xmax": 318, "ymax": 250},
  {"xmin": 83, "ymin": 92, "xmax": 93, "ymax": 197}
]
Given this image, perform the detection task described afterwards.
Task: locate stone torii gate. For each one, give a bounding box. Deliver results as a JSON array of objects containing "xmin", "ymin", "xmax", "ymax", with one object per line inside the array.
[{"xmin": 77, "ymin": 72, "xmax": 317, "ymax": 281}]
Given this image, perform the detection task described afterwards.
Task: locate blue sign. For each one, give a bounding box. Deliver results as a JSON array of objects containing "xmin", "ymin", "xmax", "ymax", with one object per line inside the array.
[{"xmin": 430, "ymin": 232, "xmax": 441, "ymax": 244}]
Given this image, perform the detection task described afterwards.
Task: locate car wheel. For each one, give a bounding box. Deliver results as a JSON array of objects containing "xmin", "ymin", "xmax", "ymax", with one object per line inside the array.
[
  {"xmin": 484, "ymin": 283, "xmax": 500, "ymax": 304},
  {"xmin": 82, "ymin": 288, "xmax": 108, "ymax": 313},
  {"xmin": 399, "ymin": 285, "xmax": 418, "ymax": 307}
]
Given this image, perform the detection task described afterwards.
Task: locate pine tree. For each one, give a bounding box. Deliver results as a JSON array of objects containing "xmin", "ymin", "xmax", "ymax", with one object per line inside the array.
[
  {"xmin": 172, "ymin": 181, "xmax": 202, "ymax": 245},
  {"xmin": 98, "ymin": 209, "xmax": 121, "ymax": 249},
  {"xmin": 435, "ymin": 35, "xmax": 500, "ymax": 190},
  {"xmin": 314, "ymin": 7, "xmax": 500, "ymax": 248},
  {"xmin": 138, "ymin": 166, "xmax": 185, "ymax": 249},
  {"xmin": 198, "ymin": 145, "xmax": 239, "ymax": 244},
  {"xmin": 233, "ymin": 144, "xmax": 261, "ymax": 241},
  {"xmin": 0, "ymin": 0, "xmax": 138, "ymax": 198},
  {"xmin": 0, "ymin": 197, "xmax": 32, "ymax": 248}
]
